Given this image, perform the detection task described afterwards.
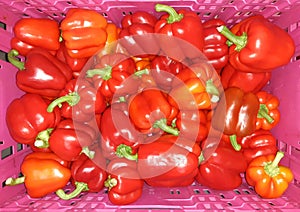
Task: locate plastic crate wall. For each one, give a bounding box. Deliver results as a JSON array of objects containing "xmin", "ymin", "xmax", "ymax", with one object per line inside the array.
[{"xmin": 0, "ymin": 0, "xmax": 300, "ymax": 211}]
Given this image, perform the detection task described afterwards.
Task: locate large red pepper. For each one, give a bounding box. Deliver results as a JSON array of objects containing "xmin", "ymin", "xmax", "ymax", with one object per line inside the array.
[
  {"xmin": 8, "ymin": 48, "xmax": 73, "ymax": 99},
  {"xmin": 118, "ymin": 11, "xmax": 160, "ymax": 57},
  {"xmin": 221, "ymin": 64, "xmax": 271, "ymax": 93},
  {"xmin": 6, "ymin": 93, "xmax": 60, "ymax": 147},
  {"xmin": 128, "ymin": 89, "xmax": 179, "ymax": 135},
  {"xmin": 60, "ymin": 8, "xmax": 108, "ymax": 58},
  {"xmin": 104, "ymin": 158, "xmax": 144, "ymax": 205},
  {"xmin": 196, "ymin": 137, "xmax": 248, "ymax": 190},
  {"xmin": 154, "ymin": 4, "xmax": 204, "ymax": 58},
  {"xmin": 11, "ymin": 18, "xmax": 60, "ymax": 56},
  {"xmin": 202, "ymin": 19, "xmax": 229, "ymax": 74},
  {"xmin": 5, "ymin": 152, "xmax": 71, "ymax": 198},
  {"xmin": 56, "ymin": 147, "xmax": 107, "ymax": 199},
  {"xmin": 117, "ymin": 135, "xmax": 199, "ymax": 187},
  {"xmin": 256, "ymin": 91, "xmax": 280, "ymax": 130},
  {"xmin": 217, "ymin": 15, "xmax": 295, "ymax": 72}
]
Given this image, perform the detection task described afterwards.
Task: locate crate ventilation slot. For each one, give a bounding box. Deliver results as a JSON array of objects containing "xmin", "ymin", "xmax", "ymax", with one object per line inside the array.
[{"xmin": 1, "ymin": 146, "xmax": 13, "ymax": 160}]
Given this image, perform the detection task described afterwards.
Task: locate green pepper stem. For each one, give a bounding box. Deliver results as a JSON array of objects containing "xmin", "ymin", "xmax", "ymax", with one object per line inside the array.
[
  {"xmin": 155, "ymin": 4, "xmax": 184, "ymax": 24},
  {"xmin": 134, "ymin": 68, "xmax": 149, "ymax": 77},
  {"xmin": 116, "ymin": 144, "xmax": 138, "ymax": 161},
  {"xmin": 258, "ymin": 104, "xmax": 274, "ymax": 124},
  {"xmin": 81, "ymin": 147, "xmax": 95, "ymax": 159},
  {"xmin": 85, "ymin": 66, "xmax": 112, "ymax": 79},
  {"xmin": 47, "ymin": 92, "xmax": 80, "ymax": 113},
  {"xmin": 216, "ymin": 25, "xmax": 247, "ymax": 51},
  {"xmin": 56, "ymin": 182, "xmax": 89, "ymax": 200},
  {"xmin": 198, "ymin": 152, "xmax": 205, "ymax": 165},
  {"xmin": 153, "ymin": 118, "xmax": 180, "ymax": 136},
  {"xmin": 8, "ymin": 49, "xmax": 25, "ymax": 70},
  {"xmin": 206, "ymin": 79, "xmax": 220, "ymax": 103},
  {"xmin": 5, "ymin": 176, "xmax": 25, "ymax": 186},
  {"xmin": 264, "ymin": 151, "xmax": 284, "ymax": 177},
  {"xmin": 104, "ymin": 175, "xmax": 118, "ymax": 191},
  {"xmin": 229, "ymin": 135, "xmax": 241, "ymax": 151},
  {"xmin": 34, "ymin": 128, "xmax": 53, "ymax": 148}
]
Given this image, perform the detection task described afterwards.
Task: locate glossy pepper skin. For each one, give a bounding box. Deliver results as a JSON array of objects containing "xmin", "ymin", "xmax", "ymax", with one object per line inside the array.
[
  {"xmin": 118, "ymin": 11, "xmax": 160, "ymax": 57},
  {"xmin": 155, "ymin": 4, "xmax": 204, "ymax": 58},
  {"xmin": 256, "ymin": 91, "xmax": 280, "ymax": 130},
  {"xmin": 196, "ymin": 137, "xmax": 248, "ymax": 190},
  {"xmin": 202, "ymin": 19, "xmax": 229, "ymax": 74},
  {"xmin": 128, "ymin": 89, "xmax": 179, "ymax": 135},
  {"xmin": 6, "ymin": 93, "xmax": 61, "ymax": 147},
  {"xmin": 60, "ymin": 8, "xmax": 108, "ymax": 58},
  {"xmin": 217, "ymin": 15, "xmax": 295, "ymax": 72},
  {"xmin": 8, "ymin": 48, "xmax": 73, "ymax": 99},
  {"xmin": 221, "ymin": 64, "xmax": 271, "ymax": 93},
  {"xmin": 105, "ymin": 158, "xmax": 144, "ymax": 205},
  {"xmin": 246, "ymin": 151, "xmax": 293, "ymax": 198},
  {"xmin": 11, "ymin": 18, "xmax": 60, "ymax": 56},
  {"xmin": 5, "ymin": 152, "xmax": 71, "ymax": 198}
]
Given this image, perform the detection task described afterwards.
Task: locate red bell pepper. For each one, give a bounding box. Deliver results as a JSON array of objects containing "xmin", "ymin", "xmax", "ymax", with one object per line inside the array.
[
  {"xmin": 118, "ymin": 11, "xmax": 160, "ymax": 57},
  {"xmin": 128, "ymin": 89, "xmax": 179, "ymax": 135},
  {"xmin": 8, "ymin": 48, "xmax": 73, "ymax": 99},
  {"xmin": 217, "ymin": 15, "xmax": 295, "ymax": 72},
  {"xmin": 56, "ymin": 147, "xmax": 107, "ymax": 199},
  {"xmin": 48, "ymin": 119, "xmax": 97, "ymax": 161},
  {"xmin": 105, "ymin": 158, "xmax": 144, "ymax": 205},
  {"xmin": 100, "ymin": 102, "xmax": 143, "ymax": 160},
  {"xmin": 60, "ymin": 8, "xmax": 108, "ymax": 58},
  {"xmin": 47, "ymin": 78, "xmax": 106, "ymax": 122},
  {"xmin": 221, "ymin": 64, "xmax": 271, "ymax": 93},
  {"xmin": 11, "ymin": 18, "xmax": 60, "ymax": 56},
  {"xmin": 202, "ymin": 19, "xmax": 229, "ymax": 74},
  {"xmin": 86, "ymin": 53, "xmax": 136, "ymax": 102},
  {"xmin": 196, "ymin": 137, "xmax": 248, "ymax": 190},
  {"xmin": 117, "ymin": 135, "xmax": 199, "ymax": 187},
  {"xmin": 256, "ymin": 91, "xmax": 280, "ymax": 130},
  {"xmin": 6, "ymin": 93, "xmax": 61, "ymax": 147},
  {"xmin": 5, "ymin": 152, "xmax": 71, "ymax": 198},
  {"xmin": 155, "ymin": 4, "xmax": 204, "ymax": 58}
]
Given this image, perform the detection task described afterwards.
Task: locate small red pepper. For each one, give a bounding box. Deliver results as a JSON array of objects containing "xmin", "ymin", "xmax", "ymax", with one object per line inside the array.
[
  {"xmin": 8, "ymin": 48, "xmax": 73, "ymax": 99},
  {"xmin": 5, "ymin": 152, "xmax": 71, "ymax": 198},
  {"xmin": 202, "ymin": 19, "xmax": 229, "ymax": 74},
  {"xmin": 217, "ymin": 15, "xmax": 295, "ymax": 72},
  {"xmin": 105, "ymin": 158, "xmax": 144, "ymax": 205},
  {"xmin": 221, "ymin": 64, "xmax": 271, "ymax": 93},
  {"xmin": 11, "ymin": 18, "xmax": 60, "ymax": 56},
  {"xmin": 6, "ymin": 93, "xmax": 61, "ymax": 147}
]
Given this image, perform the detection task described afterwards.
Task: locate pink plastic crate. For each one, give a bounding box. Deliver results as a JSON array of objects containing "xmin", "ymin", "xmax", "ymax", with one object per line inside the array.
[{"xmin": 1, "ymin": 0, "xmax": 300, "ymax": 211}]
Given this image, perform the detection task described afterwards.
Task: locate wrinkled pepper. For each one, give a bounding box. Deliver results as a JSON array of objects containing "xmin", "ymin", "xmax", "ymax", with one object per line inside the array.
[
  {"xmin": 196, "ymin": 137, "xmax": 248, "ymax": 190},
  {"xmin": 202, "ymin": 19, "xmax": 229, "ymax": 74},
  {"xmin": 246, "ymin": 151, "xmax": 293, "ymax": 198},
  {"xmin": 105, "ymin": 158, "xmax": 144, "ymax": 205},
  {"xmin": 56, "ymin": 147, "xmax": 107, "ymax": 199},
  {"xmin": 217, "ymin": 15, "xmax": 295, "ymax": 72},
  {"xmin": 256, "ymin": 91, "xmax": 280, "ymax": 130},
  {"xmin": 155, "ymin": 4, "xmax": 204, "ymax": 58},
  {"xmin": 6, "ymin": 93, "xmax": 61, "ymax": 147},
  {"xmin": 8, "ymin": 48, "xmax": 73, "ymax": 99},
  {"xmin": 128, "ymin": 89, "xmax": 179, "ymax": 135},
  {"xmin": 5, "ymin": 152, "xmax": 71, "ymax": 198},
  {"xmin": 60, "ymin": 8, "xmax": 108, "ymax": 58},
  {"xmin": 11, "ymin": 18, "xmax": 60, "ymax": 56},
  {"xmin": 221, "ymin": 64, "xmax": 271, "ymax": 93}
]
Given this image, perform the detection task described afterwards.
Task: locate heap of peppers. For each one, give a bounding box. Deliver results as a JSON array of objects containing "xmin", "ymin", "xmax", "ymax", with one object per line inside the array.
[{"xmin": 5, "ymin": 3, "xmax": 295, "ymax": 206}]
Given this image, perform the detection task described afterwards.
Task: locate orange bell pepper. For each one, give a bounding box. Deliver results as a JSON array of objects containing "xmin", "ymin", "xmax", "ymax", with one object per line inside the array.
[{"xmin": 246, "ymin": 151, "xmax": 293, "ymax": 198}]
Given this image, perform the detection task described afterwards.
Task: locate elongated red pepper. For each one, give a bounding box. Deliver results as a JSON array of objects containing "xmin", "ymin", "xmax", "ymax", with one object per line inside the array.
[
  {"xmin": 217, "ymin": 15, "xmax": 295, "ymax": 72},
  {"xmin": 105, "ymin": 158, "xmax": 144, "ymax": 205},
  {"xmin": 221, "ymin": 64, "xmax": 271, "ymax": 93},
  {"xmin": 8, "ymin": 48, "xmax": 73, "ymax": 98},
  {"xmin": 203, "ymin": 19, "xmax": 229, "ymax": 74},
  {"xmin": 11, "ymin": 18, "xmax": 60, "ymax": 56},
  {"xmin": 5, "ymin": 152, "xmax": 71, "ymax": 198},
  {"xmin": 196, "ymin": 137, "xmax": 248, "ymax": 190},
  {"xmin": 6, "ymin": 93, "xmax": 61, "ymax": 147}
]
